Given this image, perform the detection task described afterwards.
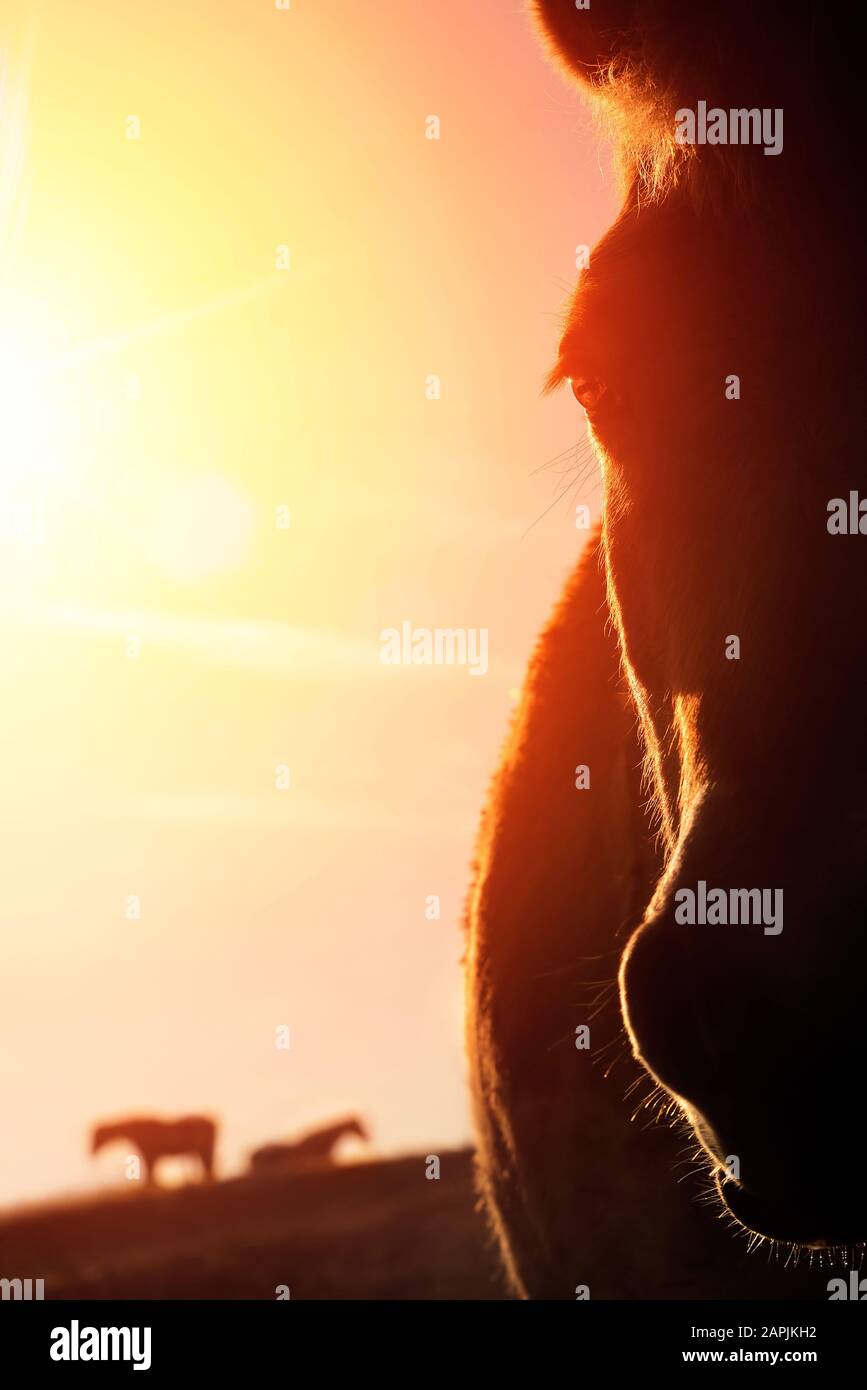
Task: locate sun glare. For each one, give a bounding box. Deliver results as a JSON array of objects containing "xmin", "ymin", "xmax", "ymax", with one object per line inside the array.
[
  {"xmin": 0, "ymin": 295, "xmax": 81, "ymax": 586},
  {"xmin": 0, "ymin": 299, "xmax": 69, "ymax": 475},
  {"xmin": 148, "ymin": 472, "xmax": 254, "ymax": 583}
]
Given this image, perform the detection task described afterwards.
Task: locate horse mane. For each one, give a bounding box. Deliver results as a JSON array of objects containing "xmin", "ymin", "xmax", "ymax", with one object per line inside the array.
[{"xmin": 529, "ymin": 1, "xmax": 858, "ymax": 211}]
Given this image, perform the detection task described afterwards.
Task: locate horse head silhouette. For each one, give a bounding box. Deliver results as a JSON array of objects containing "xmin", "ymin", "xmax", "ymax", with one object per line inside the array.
[{"xmin": 467, "ymin": 0, "xmax": 867, "ymax": 1298}]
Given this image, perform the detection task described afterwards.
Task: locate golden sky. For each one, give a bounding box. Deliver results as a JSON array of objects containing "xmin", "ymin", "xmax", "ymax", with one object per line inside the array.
[{"xmin": 0, "ymin": 0, "xmax": 615, "ymax": 1203}]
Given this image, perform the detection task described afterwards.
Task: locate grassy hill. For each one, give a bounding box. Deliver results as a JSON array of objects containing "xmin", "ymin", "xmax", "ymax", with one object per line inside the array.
[{"xmin": 0, "ymin": 1149, "xmax": 507, "ymax": 1300}]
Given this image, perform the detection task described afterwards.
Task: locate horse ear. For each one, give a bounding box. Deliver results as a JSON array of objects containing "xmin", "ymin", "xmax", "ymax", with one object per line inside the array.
[{"xmin": 529, "ymin": 0, "xmax": 639, "ymax": 91}]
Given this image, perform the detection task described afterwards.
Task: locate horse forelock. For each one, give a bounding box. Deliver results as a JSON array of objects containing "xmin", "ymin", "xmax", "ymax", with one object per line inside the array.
[{"xmin": 530, "ymin": 0, "xmax": 862, "ymax": 212}]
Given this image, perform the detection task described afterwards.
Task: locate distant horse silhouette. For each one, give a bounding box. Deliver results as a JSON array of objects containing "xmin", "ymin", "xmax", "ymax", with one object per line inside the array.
[
  {"xmin": 466, "ymin": 0, "xmax": 867, "ymax": 1298},
  {"xmin": 91, "ymin": 1115, "xmax": 217, "ymax": 1186},
  {"xmin": 249, "ymin": 1116, "xmax": 369, "ymax": 1175}
]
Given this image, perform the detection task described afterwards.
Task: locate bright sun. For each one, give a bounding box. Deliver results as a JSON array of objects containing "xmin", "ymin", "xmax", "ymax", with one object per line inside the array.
[
  {"xmin": 0, "ymin": 290, "xmax": 256, "ymax": 592},
  {"xmin": 0, "ymin": 301, "xmax": 69, "ymax": 480},
  {"xmin": 0, "ymin": 295, "xmax": 77, "ymax": 575}
]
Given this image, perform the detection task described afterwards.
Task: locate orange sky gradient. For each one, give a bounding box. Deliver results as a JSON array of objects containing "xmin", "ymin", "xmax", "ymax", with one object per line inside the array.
[{"xmin": 0, "ymin": 0, "xmax": 616, "ymax": 1205}]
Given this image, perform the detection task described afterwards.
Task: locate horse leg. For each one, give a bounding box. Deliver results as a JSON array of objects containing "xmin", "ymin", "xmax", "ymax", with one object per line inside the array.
[{"xmin": 201, "ymin": 1144, "xmax": 215, "ymax": 1181}]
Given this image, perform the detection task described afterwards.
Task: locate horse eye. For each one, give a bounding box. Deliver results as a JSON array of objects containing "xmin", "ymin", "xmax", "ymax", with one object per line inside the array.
[{"xmin": 569, "ymin": 377, "xmax": 608, "ymax": 412}]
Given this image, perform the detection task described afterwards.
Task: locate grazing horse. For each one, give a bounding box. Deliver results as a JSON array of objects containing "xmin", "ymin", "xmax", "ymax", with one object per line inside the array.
[
  {"xmin": 465, "ymin": 0, "xmax": 867, "ymax": 1298},
  {"xmin": 91, "ymin": 1115, "xmax": 217, "ymax": 1186},
  {"xmin": 249, "ymin": 1116, "xmax": 370, "ymax": 1176}
]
